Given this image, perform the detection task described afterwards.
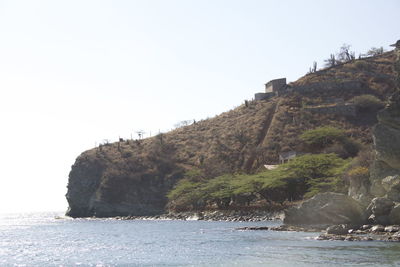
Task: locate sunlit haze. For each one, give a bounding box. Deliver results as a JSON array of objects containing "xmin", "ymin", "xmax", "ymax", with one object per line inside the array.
[{"xmin": 0, "ymin": 0, "xmax": 398, "ymax": 213}]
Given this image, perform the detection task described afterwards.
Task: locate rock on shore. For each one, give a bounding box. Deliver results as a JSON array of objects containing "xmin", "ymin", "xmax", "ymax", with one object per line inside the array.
[
  {"xmin": 115, "ymin": 210, "xmax": 284, "ymax": 222},
  {"xmin": 283, "ymin": 192, "xmax": 366, "ymax": 225}
]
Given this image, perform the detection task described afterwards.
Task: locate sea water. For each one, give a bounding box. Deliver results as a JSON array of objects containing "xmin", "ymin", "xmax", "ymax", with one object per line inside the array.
[{"xmin": 1, "ymin": 212, "xmax": 400, "ymax": 266}]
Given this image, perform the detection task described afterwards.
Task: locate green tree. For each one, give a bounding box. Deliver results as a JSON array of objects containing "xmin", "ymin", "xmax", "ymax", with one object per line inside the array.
[{"xmin": 300, "ymin": 126, "xmax": 345, "ymax": 149}]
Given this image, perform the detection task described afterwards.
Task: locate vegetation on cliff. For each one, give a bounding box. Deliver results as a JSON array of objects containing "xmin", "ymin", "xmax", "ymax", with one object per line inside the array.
[{"xmin": 167, "ymin": 153, "xmax": 350, "ymax": 212}]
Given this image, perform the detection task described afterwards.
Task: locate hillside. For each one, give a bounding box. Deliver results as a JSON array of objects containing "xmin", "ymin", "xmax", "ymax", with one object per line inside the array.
[{"xmin": 66, "ymin": 49, "xmax": 398, "ymax": 217}]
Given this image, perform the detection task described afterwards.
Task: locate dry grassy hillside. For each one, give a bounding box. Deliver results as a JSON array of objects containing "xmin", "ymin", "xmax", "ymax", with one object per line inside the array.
[{"xmin": 66, "ymin": 50, "xmax": 398, "ymax": 217}]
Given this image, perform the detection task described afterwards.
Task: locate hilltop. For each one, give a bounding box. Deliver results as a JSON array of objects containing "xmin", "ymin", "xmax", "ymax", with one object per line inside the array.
[{"xmin": 66, "ymin": 48, "xmax": 398, "ymax": 218}]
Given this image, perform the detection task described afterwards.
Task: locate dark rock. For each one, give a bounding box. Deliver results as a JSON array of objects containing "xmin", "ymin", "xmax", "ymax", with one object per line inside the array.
[
  {"xmin": 369, "ymin": 161, "xmax": 399, "ymax": 197},
  {"xmin": 367, "ymin": 197, "xmax": 394, "ymax": 225},
  {"xmin": 374, "ymin": 215, "xmax": 391, "ymax": 225},
  {"xmin": 326, "ymin": 225, "xmax": 350, "ymax": 235},
  {"xmin": 368, "ymin": 197, "xmax": 394, "ymax": 216},
  {"xmin": 373, "ymin": 123, "xmax": 400, "ymax": 171},
  {"xmin": 389, "ymin": 204, "xmax": 400, "ymax": 224},
  {"xmin": 65, "ymin": 157, "xmax": 104, "ymax": 217},
  {"xmin": 345, "ymin": 236, "xmax": 356, "ymax": 241},
  {"xmin": 236, "ymin": 226, "xmax": 269, "ymax": 231},
  {"xmin": 316, "ymin": 234, "xmax": 346, "ymax": 241},
  {"xmin": 284, "ymin": 193, "xmax": 366, "ymax": 225},
  {"xmin": 270, "ymin": 225, "xmax": 324, "ymax": 232}
]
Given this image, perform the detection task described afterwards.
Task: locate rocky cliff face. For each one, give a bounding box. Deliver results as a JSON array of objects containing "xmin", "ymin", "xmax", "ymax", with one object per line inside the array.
[
  {"xmin": 66, "ymin": 141, "xmax": 184, "ymax": 217},
  {"xmin": 366, "ymin": 90, "xmax": 400, "ymax": 224},
  {"xmin": 285, "ymin": 47, "xmax": 400, "ymax": 226},
  {"xmin": 369, "ymin": 91, "xmax": 400, "ymax": 197},
  {"xmin": 352, "ymin": 47, "xmax": 400, "ymax": 225},
  {"xmin": 284, "ymin": 91, "xmax": 400, "ymax": 225}
]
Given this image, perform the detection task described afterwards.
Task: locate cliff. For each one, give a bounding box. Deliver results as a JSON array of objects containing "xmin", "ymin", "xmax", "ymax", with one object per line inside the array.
[
  {"xmin": 66, "ymin": 49, "xmax": 398, "ymax": 218},
  {"xmin": 350, "ymin": 47, "xmax": 400, "ymax": 225},
  {"xmin": 284, "ymin": 45, "xmax": 400, "ymax": 226}
]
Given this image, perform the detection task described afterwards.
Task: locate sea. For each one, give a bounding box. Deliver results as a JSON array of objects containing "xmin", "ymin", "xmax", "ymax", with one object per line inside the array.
[{"xmin": 1, "ymin": 212, "xmax": 400, "ymax": 266}]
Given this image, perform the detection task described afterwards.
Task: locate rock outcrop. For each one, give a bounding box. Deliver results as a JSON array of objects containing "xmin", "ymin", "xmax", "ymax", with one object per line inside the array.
[
  {"xmin": 66, "ymin": 144, "xmax": 183, "ymax": 217},
  {"xmin": 389, "ymin": 204, "xmax": 400, "ymax": 224},
  {"xmin": 283, "ymin": 193, "xmax": 366, "ymax": 225},
  {"xmin": 363, "ymin": 46, "xmax": 400, "ymax": 225},
  {"xmin": 304, "ymin": 43, "xmax": 400, "ymax": 230},
  {"xmin": 366, "ymin": 197, "xmax": 394, "ymax": 225},
  {"xmin": 370, "ymin": 91, "xmax": 400, "ymax": 197}
]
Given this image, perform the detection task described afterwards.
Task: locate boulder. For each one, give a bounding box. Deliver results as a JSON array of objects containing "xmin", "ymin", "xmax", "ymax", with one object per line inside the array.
[
  {"xmin": 389, "ymin": 204, "xmax": 400, "ymax": 225},
  {"xmin": 366, "ymin": 197, "xmax": 394, "ymax": 225},
  {"xmin": 326, "ymin": 224, "xmax": 351, "ymax": 235},
  {"xmin": 369, "ymin": 161, "xmax": 399, "ymax": 197},
  {"xmin": 370, "ymin": 214, "xmax": 390, "ymax": 225},
  {"xmin": 382, "ymin": 175, "xmax": 400, "ymax": 191},
  {"xmin": 361, "ymin": 224, "xmax": 372, "ymax": 230},
  {"xmin": 348, "ymin": 169, "xmax": 372, "ymax": 206},
  {"xmin": 368, "ymin": 197, "xmax": 394, "ymax": 216},
  {"xmin": 284, "ymin": 192, "xmax": 366, "ymax": 225},
  {"xmin": 384, "ymin": 225, "xmax": 400, "ymax": 232},
  {"xmin": 382, "ymin": 175, "xmax": 400, "ymax": 202},
  {"xmin": 371, "ymin": 225, "xmax": 385, "ymax": 232},
  {"xmin": 373, "ymin": 122, "xmax": 400, "ymax": 171}
]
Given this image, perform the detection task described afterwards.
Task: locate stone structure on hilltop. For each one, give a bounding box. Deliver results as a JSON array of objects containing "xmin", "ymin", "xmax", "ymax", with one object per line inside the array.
[
  {"xmin": 265, "ymin": 78, "xmax": 287, "ymax": 93},
  {"xmin": 254, "ymin": 78, "xmax": 287, "ymax": 100}
]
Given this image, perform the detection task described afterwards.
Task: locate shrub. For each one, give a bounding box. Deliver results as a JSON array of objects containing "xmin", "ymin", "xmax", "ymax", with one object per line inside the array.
[
  {"xmin": 367, "ymin": 47, "xmax": 385, "ymax": 57},
  {"xmin": 283, "ymin": 153, "xmax": 347, "ymax": 180},
  {"xmin": 347, "ymin": 166, "xmax": 369, "ymax": 178},
  {"xmin": 354, "ymin": 61, "xmax": 370, "ymax": 71},
  {"xmin": 300, "ymin": 127, "xmax": 361, "ymax": 157},
  {"xmin": 167, "ymin": 179, "xmax": 204, "ymax": 211},
  {"xmin": 351, "ymin": 94, "xmax": 385, "ymax": 112},
  {"xmin": 167, "ymin": 154, "xmax": 350, "ymax": 211},
  {"xmin": 300, "ymin": 126, "xmax": 345, "ymax": 149},
  {"xmin": 341, "ymin": 138, "xmax": 362, "ymax": 158}
]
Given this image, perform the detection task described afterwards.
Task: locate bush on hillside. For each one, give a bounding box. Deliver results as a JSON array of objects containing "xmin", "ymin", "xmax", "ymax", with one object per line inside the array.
[
  {"xmin": 351, "ymin": 94, "xmax": 385, "ymax": 112},
  {"xmin": 300, "ymin": 126, "xmax": 345, "ymax": 149},
  {"xmin": 300, "ymin": 126, "xmax": 361, "ymax": 157},
  {"xmin": 354, "ymin": 61, "xmax": 371, "ymax": 71},
  {"xmin": 166, "ymin": 179, "xmax": 204, "ymax": 212},
  {"xmin": 367, "ymin": 47, "xmax": 385, "ymax": 57},
  {"xmin": 285, "ymin": 154, "xmax": 349, "ymax": 198},
  {"xmin": 343, "ymin": 146, "xmax": 373, "ymax": 186},
  {"xmin": 166, "ymin": 154, "xmax": 349, "ymax": 211}
]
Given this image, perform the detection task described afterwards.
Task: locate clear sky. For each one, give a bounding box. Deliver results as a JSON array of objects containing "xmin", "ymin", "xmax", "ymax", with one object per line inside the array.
[{"xmin": 0, "ymin": 0, "xmax": 398, "ymax": 213}]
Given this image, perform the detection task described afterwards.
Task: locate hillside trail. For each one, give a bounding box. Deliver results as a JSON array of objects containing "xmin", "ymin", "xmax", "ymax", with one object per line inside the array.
[{"xmin": 243, "ymin": 99, "xmax": 281, "ymax": 172}]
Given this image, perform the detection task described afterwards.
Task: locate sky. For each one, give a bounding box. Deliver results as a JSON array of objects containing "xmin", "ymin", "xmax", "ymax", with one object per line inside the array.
[{"xmin": 0, "ymin": 0, "xmax": 398, "ymax": 213}]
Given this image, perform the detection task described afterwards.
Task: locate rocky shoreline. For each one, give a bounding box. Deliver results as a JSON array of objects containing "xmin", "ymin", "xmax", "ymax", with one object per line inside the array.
[
  {"xmin": 112, "ymin": 210, "xmax": 284, "ymax": 222},
  {"xmin": 238, "ymin": 223, "xmax": 400, "ymax": 242}
]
